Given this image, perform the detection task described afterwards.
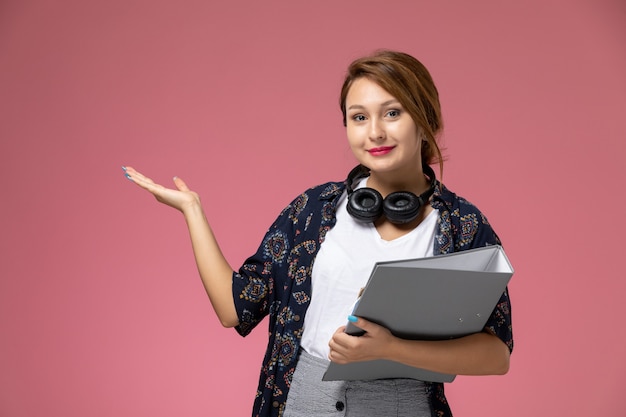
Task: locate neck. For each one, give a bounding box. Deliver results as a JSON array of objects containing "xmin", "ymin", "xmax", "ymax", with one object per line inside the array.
[{"xmin": 367, "ymin": 166, "xmax": 431, "ymax": 198}]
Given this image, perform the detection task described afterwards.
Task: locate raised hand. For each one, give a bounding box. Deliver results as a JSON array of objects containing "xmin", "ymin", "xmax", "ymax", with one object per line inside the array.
[
  {"xmin": 123, "ymin": 166, "xmax": 200, "ymax": 213},
  {"xmin": 122, "ymin": 165, "xmax": 238, "ymax": 326}
]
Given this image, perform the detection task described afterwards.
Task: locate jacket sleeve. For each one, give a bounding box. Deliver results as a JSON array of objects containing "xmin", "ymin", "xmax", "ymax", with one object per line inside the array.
[
  {"xmin": 460, "ymin": 200, "xmax": 514, "ymax": 353},
  {"xmin": 232, "ymin": 202, "xmax": 297, "ymax": 337}
]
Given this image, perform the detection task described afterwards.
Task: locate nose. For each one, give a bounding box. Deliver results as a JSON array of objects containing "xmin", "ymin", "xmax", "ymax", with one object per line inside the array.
[{"xmin": 368, "ymin": 118, "xmax": 385, "ymax": 141}]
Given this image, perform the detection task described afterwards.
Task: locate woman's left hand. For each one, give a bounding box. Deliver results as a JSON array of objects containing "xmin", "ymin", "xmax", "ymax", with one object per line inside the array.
[{"xmin": 328, "ymin": 317, "xmax": 396, "ymax": 364}]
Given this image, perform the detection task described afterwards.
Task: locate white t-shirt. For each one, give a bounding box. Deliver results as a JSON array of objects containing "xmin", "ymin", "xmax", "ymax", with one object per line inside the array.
[{"xmin": 300, "ymin": 178, "xmax": 438, "ymax": 359}]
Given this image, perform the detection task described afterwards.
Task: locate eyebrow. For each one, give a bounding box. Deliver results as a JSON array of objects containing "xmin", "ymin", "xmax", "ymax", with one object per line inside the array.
[{"xmin": 347, "ymin": 99, "xmax": 401, "ymax": 110}]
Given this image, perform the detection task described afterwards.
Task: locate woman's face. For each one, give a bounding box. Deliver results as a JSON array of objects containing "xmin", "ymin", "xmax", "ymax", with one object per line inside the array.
[{"xmin": 345, "ymin": 77, "xmax": 423, "ymax": 178}]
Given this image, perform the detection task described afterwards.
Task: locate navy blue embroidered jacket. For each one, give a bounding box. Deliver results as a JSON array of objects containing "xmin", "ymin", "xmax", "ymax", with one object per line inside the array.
[{"xmin": 232, "ymin": 180, "xmax": 513, "ymax": 417}]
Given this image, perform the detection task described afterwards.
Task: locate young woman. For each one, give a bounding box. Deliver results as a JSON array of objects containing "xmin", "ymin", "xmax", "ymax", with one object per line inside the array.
[{"xmin": 124, "ymin": 50, "xmax": 513, "ymax": 417}]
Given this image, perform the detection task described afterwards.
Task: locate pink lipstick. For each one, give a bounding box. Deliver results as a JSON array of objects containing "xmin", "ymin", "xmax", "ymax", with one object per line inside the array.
[{"xmin": 368, "ymin": 146, "xmax": 395, "ymax": 156}]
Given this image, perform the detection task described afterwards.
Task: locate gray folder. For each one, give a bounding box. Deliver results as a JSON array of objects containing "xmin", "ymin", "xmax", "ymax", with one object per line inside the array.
[{"xmin": 322, "ymin": 245, "xmax": 513, "ymax": 383}]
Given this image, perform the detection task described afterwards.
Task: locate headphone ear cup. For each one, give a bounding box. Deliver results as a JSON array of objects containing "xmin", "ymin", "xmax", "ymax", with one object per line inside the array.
[
  {"xmin": 347, "ymin": 188, "xmax": 384, "ymax": 222},
  {"xmin": 383, "ymin": 191, "xmax": 422, "ymax": 224}
]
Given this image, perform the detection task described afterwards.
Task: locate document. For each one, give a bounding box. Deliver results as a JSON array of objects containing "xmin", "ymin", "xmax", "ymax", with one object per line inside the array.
[{"xmin": 322, "ymin": 245, "xmax": 513, "ymax": 383}]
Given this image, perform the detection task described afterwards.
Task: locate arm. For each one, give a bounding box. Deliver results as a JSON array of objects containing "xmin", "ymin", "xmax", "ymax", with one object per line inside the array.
[
  {"xmin": 123, "ymin": 166, "xmax": 238, "ymax": 328},
  {"xmin": 328, "ymin": 316, "xmax": 510, "ymax": 375}
]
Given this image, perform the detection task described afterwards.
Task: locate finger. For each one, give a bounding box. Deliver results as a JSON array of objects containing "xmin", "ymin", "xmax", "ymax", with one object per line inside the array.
[
  {"xmin": 328, "ymin": 331, "xmax": 343, "ymax": 351},
  {"xmin": 122, "ymin": 166, "xmax": 166, "ymax": 195},
  {"xmin": 330, "ymin": 329, "xmax": 356, "ymax": 352},
  {"xmin": 328, "ymin": 340, "xmax": 348, "ymax": 362},
  {"xmin": 328, "ymin": 349, "xmax": 348, "ymax": 364},
  {"xmin": 172, "ymin": 176, "xmax": 190, "ymax": 192},
  {"xmin": 123, "ymin": 166, "xmax": 155, "ymax": 185},
  {"xmin": 346, "ymin": 316, "xmax": 379, "ymax": 334}
]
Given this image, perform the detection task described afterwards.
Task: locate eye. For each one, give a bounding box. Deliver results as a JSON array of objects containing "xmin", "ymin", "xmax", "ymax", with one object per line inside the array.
[
  {"xmin": 386, "ymin": 109, "xmax": 401, "ymax": 118},
  {"xmin": 352, "ymin": 114, "xmax": 367, "ymax": 122}
]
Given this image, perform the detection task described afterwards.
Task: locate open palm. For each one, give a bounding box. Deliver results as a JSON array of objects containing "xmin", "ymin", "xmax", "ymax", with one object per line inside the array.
[{"xmin": 123, "ymin": 166, "xmax": 200, "ymax": 213}]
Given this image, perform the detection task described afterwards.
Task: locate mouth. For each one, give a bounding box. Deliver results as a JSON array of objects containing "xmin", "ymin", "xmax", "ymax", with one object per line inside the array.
[{"xmin": 367, "ymin": 146, "xmax": 395, "ymax": 156}]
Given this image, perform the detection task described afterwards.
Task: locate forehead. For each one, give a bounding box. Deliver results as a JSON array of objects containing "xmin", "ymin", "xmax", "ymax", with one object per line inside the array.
[{"xmin": 345, "ymin": 77, "xmax": 397, "ymax": 107}]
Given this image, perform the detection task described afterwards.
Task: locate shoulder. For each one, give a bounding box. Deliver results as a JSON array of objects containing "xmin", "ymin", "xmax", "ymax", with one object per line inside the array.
[
  {"xmin": 301, "ymin": 181, "xmax": 346, "ymax": 201},
  {"xmin": 434, "ymin": 182, "xmax": 492, "ymax": 220},
  {"xmin": 433, "ymin": 182, "xmax": 500, "ymax": 250},
  {"xmin": 267, "ymin": 180, "xmax": 345, "ymax": 236},
  {"xmin": 280, "ymin": 181, "xmax": 345, "ymax": 216}
]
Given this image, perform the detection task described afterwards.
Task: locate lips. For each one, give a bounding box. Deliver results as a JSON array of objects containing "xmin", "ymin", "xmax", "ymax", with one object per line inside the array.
[{"xmin": 367, "ymin": 146, "xmax": 395, "ymax": 156}]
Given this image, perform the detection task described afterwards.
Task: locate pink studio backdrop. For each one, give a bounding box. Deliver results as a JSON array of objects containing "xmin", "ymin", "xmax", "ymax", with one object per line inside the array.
[{"xmin": 1, "ymin": 1, "xmax": 625, "ymax": 416}]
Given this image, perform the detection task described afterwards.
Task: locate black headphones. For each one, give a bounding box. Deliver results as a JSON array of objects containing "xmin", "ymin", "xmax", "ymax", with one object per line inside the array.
[{"xmin": 346, "ymin": 164, "xmax": 437, "ymax": 225}]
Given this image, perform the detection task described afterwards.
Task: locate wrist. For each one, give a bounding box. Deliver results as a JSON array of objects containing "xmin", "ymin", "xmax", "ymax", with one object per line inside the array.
[
  {"xmin": 386, "ymin": 337, "xmax": 422, "ymax": 366},
  {"xmin": 181, "ymin": 198, "xmax": 204, "ymax": 218}
]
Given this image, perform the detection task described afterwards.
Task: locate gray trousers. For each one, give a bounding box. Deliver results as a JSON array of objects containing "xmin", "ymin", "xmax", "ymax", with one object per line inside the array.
[{"xmin": 283, "ymin": 350, "xmax": 431, "ymax": 417}]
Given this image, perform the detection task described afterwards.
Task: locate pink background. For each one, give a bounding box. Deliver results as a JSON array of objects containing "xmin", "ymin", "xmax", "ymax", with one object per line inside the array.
[{"xmin": 1, "ymin": 0, "xmax": 625, "ymax": 415}]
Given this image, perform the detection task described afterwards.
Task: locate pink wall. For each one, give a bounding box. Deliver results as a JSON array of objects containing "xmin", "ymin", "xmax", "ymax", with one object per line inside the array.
[{"xmin": 1, "ymin": 0, "xmax": 625, "ymax": 415}]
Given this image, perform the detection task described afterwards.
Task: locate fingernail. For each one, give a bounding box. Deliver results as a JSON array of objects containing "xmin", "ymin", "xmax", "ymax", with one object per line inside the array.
[
  {"xmin": 121, "ymin": 166, "xmax": 127, "ymax": 171},
  {"xmin": 125, "ymin": 173, "xmax": 133, "ymax": 181},
  {"xmin": 347, "ymin": 315, "xmax": 358, "ymax": 323}
]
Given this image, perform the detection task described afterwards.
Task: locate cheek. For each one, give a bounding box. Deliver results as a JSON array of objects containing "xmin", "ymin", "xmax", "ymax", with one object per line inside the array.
[
  {"xmin": 345, "ymin": 126, "xmax": 362, "ymax": 148},
  {"xmin": 397, "ymin": 124, "xmax": 421, "ymax": 146}
]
